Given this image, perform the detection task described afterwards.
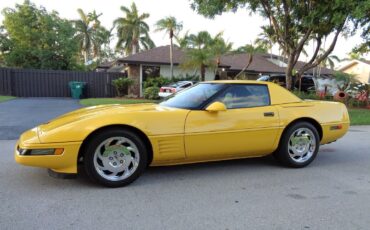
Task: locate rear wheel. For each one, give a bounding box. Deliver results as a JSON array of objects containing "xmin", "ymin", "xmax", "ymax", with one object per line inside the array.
[
  {"xmin": 84, "ymin": 129, "xmax": 148, "ymax": 187},
  {"xmin": 274, "ymin": 122, "xmax": 320, "ymax": 168}
]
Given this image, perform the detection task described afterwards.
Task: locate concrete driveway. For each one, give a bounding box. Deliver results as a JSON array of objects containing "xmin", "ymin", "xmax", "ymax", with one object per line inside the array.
[
  {"xmin": 1, "ymin": 125, "xmax": 370, "ymax": 229},
  {"xmin": 0, "ymin": 98, "xmax": 81, "ymax": 140}
]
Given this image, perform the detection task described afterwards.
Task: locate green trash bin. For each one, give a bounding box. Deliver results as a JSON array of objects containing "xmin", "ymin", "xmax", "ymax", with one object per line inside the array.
[{"xmin": 68, "ymin": 81, "xmax": 86, "ymax": 99}]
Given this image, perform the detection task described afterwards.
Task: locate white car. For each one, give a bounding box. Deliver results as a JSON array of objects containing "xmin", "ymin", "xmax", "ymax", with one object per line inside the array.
[{"xmin": 158, "ymin": 81, "xmax": 195, "ymax": 98}]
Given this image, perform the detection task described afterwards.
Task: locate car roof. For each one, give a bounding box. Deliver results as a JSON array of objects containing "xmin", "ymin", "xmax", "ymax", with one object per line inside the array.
[{"xmin": 204, "ymin": 80, "xmax": 270, "ymax": 85}]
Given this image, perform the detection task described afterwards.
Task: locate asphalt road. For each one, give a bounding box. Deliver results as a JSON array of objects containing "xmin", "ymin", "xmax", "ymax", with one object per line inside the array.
[
  {"xmin": 1, "ymin": 126, "xmax": 370, "ymax": 230},
  {"xmin": 0, "ymin": 98, "xmax": 81, "ymax": 140}
]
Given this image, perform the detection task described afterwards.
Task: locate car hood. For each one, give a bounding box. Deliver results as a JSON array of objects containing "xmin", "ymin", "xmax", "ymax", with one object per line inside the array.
[{"xmin": 39, "ymin": 103, "xmax": 160, "ymax": 133}]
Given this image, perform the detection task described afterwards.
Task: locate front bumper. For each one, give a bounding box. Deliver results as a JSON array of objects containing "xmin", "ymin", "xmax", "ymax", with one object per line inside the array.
[{"xmin": 15, "ymin": 141, "xmax": 82, "ymax": 174}]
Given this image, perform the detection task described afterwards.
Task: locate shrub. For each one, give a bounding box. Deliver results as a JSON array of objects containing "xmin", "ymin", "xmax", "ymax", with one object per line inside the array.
[
  {"xmin": 292, "ymin": 90, "xmax": 321, "ymax": 100},
  {"xmin": 144, "ymin": 86, "xmax": 160, "ymax": 100},
  {"xmin": 112, "ymin": 77, "xmax": 134, "ymax": 97},
  {"xmin": 173, "ymin": 73, "xmax": 199, "ymax": 82},
  {"xmin": 144, "ymin": 77, "xmax": 171, "ymax": 88}
]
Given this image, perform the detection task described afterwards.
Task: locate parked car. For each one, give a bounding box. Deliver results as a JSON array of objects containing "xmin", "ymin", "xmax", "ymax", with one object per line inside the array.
[
  {"xmin": 257, "ymin": 74, "xmax": 315, "ymax": 92},
  {"xmin": 15, "ymin": 80, "xmax": 349, "ymax": 187},
  {"xmin": 158, "ymin": 81, "xmax": 195, "ymax": 97}
]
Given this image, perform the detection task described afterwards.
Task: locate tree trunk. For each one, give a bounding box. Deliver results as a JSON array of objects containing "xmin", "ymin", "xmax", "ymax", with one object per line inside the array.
[
  {"xmin": 132, "ymin": 43, "xmax": 137, "ymax": 55},
  {"xmin": 200, "ymin": 64, "xmax": 205, "ymax": 81},
  {"xmin": 170, "ymin": 33, "xmax": 174, "ymax": 80},
  {"xmin": 83, "ymin": 51, "xmax": 88, "ymax": 64},
  {"xmin": 285, "ymin": 53, "xmax": 295, "ymax": 90}
]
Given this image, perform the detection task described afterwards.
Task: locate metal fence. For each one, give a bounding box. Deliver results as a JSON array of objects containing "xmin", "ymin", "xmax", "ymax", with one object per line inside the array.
[{"xmin": 0, "ymin": 68, "xmax": 125, "ymax": 98}]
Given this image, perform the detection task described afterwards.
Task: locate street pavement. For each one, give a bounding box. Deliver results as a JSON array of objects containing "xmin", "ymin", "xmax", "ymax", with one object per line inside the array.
[
  {"xmin": 0, "ymin": 98, "xmax": 81, "ymax": 140},
  {"xmin": 1, "ymin": 125, "xmax": 370, "ymax": 230}
]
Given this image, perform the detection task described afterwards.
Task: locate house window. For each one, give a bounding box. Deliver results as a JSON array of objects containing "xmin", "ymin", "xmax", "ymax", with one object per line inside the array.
[{"xmin": 142, "ymin": 65, "xmax": 160, "ymax": 82}]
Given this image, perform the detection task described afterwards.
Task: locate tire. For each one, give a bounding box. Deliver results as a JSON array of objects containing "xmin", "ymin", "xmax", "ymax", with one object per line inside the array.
[
  {"xmin": 274, "ymin": 122, "xmax": 320, "ymax": 168},
  {"xmin": 84, "ymin": 128, "xmax": 148, "ymax": 187}
]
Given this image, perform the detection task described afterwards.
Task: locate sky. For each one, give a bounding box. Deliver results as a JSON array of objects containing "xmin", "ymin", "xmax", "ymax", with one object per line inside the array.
[{"xmin": 0, "ymin": 0, "xmax": 368, "ymax": 61}]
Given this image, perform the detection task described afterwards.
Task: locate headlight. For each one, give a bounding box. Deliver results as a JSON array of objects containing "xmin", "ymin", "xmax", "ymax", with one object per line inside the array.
[{"xmin": 17, "ymin": 146, "xmax": 64, "ymax": 156}]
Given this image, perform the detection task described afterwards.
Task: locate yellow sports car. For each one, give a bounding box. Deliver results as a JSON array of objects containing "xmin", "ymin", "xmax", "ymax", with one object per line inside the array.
[{"xmin": 15, "ymin": 81, "xmax": 349, "ymax": 187}]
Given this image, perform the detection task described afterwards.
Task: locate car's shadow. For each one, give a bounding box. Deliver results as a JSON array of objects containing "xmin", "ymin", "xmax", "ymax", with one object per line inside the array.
[
  {"xmin": 21, "ymin": 149, "xmax": 356, "ymax": 189},
  {"xmin": 72, "ymin": 155, "xmax": 278, "ymax": 188}
]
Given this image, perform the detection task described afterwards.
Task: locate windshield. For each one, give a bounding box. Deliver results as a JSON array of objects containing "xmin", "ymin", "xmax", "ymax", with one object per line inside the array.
[{"xmin": 160, "ymin": 83, "xmax": 225, "ymax": 109}]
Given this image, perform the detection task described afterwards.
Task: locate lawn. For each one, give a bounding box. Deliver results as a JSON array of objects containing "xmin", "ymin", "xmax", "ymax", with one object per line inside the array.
[
  {"xmin": 0, "ymin": 96, "xmax": 16, "ymax": 103},
  {"xmin": 80, "ymin": 98, "xmax": 157, "ymax": 106},
  {"xmin": 348, "ymin": 109, "xmax": 370, "ymax": 125}
]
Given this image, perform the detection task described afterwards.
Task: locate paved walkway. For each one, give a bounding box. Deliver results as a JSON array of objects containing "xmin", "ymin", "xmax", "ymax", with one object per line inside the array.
[{"xmin": 0, "ymin": 98, "xmax": 82, "ymax": 140}]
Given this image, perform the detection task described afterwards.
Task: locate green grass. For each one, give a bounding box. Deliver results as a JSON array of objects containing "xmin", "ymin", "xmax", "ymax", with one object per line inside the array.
[
  {"xmin": 80, "ymin": 98, "xmax": 157, "ymax": 106},
  {"xmin": 348, "ymin": 108, "xmax": 370, "ymax": 125},
  {"xmin": 0, "ymin": 96, "xmax": 16, "ymax": 103}
]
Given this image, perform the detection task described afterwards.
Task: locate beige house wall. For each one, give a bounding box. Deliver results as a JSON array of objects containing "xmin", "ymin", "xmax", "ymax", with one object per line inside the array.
[{"xmin": 341, "ymin": 62, "xmax": 370, "ymax": 84}]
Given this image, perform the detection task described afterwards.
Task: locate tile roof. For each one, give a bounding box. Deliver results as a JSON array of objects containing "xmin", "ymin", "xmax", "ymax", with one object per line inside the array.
[
  {"xmin": 118, "ymin": 45, "xmax": 185, "ymax": 65},
  {"xmin": 118, "ymin": 45, "xmax": 333, "ymax": 75}
]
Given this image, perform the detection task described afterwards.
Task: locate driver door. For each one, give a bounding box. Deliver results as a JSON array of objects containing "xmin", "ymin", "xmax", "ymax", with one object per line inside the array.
[{"xmin": 184, "ymin": 84, "xmax": 280, "ymax": 161}]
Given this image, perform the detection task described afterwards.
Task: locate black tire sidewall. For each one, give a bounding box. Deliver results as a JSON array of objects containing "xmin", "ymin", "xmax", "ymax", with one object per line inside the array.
[
  {"xmin": 276, "ymin": 122, "xmax": 320, "ymax": 168},
  {"xmin": 84, "ymin": 129, "xmax": 148, "ymax": 187}
]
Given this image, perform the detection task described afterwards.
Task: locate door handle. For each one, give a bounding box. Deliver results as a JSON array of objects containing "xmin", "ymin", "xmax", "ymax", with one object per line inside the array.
[{"xmin": 264, "ymin": 112, "xmax": 275, "ymax": 117}]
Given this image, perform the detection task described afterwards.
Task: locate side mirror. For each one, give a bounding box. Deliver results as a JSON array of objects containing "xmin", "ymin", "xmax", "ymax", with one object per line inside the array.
[{"xmin": 205, "ymin": 101, "xmax": 227, "ymax": 112}]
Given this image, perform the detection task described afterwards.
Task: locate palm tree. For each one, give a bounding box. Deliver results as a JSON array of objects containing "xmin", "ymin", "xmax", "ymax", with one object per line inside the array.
[
  {"xmin": 87, "ymin": 10, "xmax": 102, "ymax": 29},
  {"xmin": 114, "ymin": 3, "xmax": 155, "ymax": 55},
  {"xmin": 321, "ymin": 54, "xmax": 340, "ymax": 70},
  {"xmin": 211, "ymin": 36, "xmax": 232, "ymax": 65},
  {"xmin": 255, "ymin": 25, "xmax": 277, "ymax": 59},
  {"xmin": 233, "ymin": 44, "xmax": 267, "ymax": 54},
  {"xmin": 175, "ymin": 30, "xmax": 190, "ymax": 48},
  {"xmin": 92, "ymin": 26, "xmax": 112, "ymax": 61},
  {"xmin": 155, "ymin": 16, "xmax": 183, "ymax": 79},
  {"xmin": 181, "ymin": 31, "xmax": 222, "ymax": 81},
  {"xmin": 73, "ymin": 9, "xmax": 94, "ymax": 63},
  {"xmin": 73, "ymin": 9, "xmax": 111, "ymax": 64},
  {"xmin": 187, "ymin": 31, "xmax": 213, "ymax": 50}
]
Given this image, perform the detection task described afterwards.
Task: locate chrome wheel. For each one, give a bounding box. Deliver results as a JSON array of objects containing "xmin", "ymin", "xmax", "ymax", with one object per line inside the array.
[
  {"xmin": 288, "ymin": 128, "xmax": 316, "ymax": 163},
  {"xmin": 93, "ymin": 136, "xmax": 140, "ymax": 182}
]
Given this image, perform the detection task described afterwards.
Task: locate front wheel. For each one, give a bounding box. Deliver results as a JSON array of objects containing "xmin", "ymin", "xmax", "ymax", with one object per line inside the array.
[
  {"xmin": 274, "ymin": 122, "xmax": 320, "ymax": 168},
  {"xmin": 84, "ymin": 129, "xmax": 148, "ymax": 187}
]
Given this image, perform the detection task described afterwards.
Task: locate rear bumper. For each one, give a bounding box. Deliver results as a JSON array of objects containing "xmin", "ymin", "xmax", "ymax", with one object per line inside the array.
[
  {"xmin": 14, "ymin": 141, "xmax": 82, "ymax": 174},
  {"xmin": 320, "ymin": 122, "xmax": 350, "ymax": 144},
  {"xmin": 158, "ymin": 92, "xmax": 173, "ymax": 98}
]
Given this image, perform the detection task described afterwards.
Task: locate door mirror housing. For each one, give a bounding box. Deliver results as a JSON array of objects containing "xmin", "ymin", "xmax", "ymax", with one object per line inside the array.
[{"xmin": 205, "ymin": 101, "xmax": 227, "ymax": 112}]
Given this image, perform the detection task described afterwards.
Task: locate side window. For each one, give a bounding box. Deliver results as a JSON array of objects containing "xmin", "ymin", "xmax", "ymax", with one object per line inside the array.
[
  {"xmin": 215, "ymin": 84, "xmax": 270, "ymax": 109},
  {"xmin": 302, "ymin": 77, "xmax": 314, "ymax": 84},
  {"xmin": 180, "ymin": 83, "xmax": 191, "ymax": 88}
]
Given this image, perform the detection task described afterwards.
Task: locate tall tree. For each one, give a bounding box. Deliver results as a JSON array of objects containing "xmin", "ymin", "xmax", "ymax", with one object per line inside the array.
[
  {"xmin": 233, "ymin": 44, "xmax": 267, "ymax": 54},
  {"xmin": 320, "ymin": 52, "xmax": 340, "ymax": 70},
  {"xmin": 155, "ymin": 16, "xmax": 183, "ymax": 79},
  {"xmin": 352, "ymin": 2, "xmax": 370, "ymax": 55},
  {"xmin": 191, "ymin": 0, "xmax": 366, "ymax": 89},
  {"xmin": 212, "ymin": 35, "xmax": 232, "ymax": 66},
  {"xmin": 181, "ymin": 31, "xmax": 228, "ymax": 81},
  {"xmin": 114, "ymin": 3, "xmax": 155, "ymax": 55},
  {"xmin": 73, "ymin": 9, "xmax": 110, "ymax": 64},
  {"xmin": 255, "ymin": 25, "xmax": 276, "ymax": 59},
  {"xmin": 175, "ymin": 31, "xmax": 191, "ymax": 48},
  {"xmin": 73, "ymin": 9, "xmax": 93, "ymax": 63},
  {"xmin": 0, "ymin": 0, "xmax": 79, "ymax": 70}
]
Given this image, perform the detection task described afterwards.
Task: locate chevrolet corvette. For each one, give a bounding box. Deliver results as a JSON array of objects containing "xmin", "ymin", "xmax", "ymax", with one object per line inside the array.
[{"xmin": 15, "ymin": 81, "xmax": 349, "ymax": 187}]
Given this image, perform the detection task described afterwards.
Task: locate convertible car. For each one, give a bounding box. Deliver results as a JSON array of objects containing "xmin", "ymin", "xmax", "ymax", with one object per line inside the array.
[{"xmin": 15, "ymin": 81, "xmax": 349, "ymax": 187}]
